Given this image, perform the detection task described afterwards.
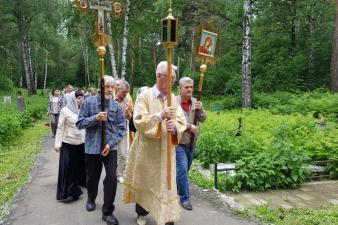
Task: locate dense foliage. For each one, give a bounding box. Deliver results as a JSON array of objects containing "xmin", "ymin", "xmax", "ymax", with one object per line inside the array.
[
  {"xmin": 0, "ymin": 0, "xmax": 336, "ymax": 93},
  {"xmin": 0, "ymin": 91, "xmax": 47, "ymax": 148},
  {"xmin": 196, "ymin": 92, "xmax": 338, "ymax": 191},
  {"xmin": 205, "ymin": 90, "xmax": 338, "ymax": 114}
]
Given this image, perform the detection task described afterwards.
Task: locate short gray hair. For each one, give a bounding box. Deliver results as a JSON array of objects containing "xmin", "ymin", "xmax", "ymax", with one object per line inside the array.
[
  {"xmin": 137, "ymin": 86, "xmax": 149, "ymax": 96},
  {"xmin": 98, "ymin": 75, "xmax": 114, "ymax": 88},
  {"xmin": 115, "ymin": 80, "xmax": 130, "ymax": 90},
  {"xmin": 179, "ymin": 77, "xmax": 193, "ymax": 87},
  {"xmin": 156, "ymin": 61, "xmax": 177, "ymax": 76}
]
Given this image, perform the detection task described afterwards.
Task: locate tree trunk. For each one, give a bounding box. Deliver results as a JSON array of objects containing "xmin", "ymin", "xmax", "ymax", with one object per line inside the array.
[
  {"xmin": 307, "ymin": 3, "xmax": 315, "ymax": 79},
  {"xmin": 177, "ymin": 56, "xmax": 180, "ymax": 79},
  {"xmin": 19, "ymin": 47, "xmax": 22, "ymax": 88},
  {"xmin": 121, "ymin": 0, "xmax": 130, "ymax": 80},
  {"xmin": 34, "ymin": 47, "xmax": 38, "ymax": 89},
  {"xmin": 81, "ymin": 38, "xmax": 90, "ymax": 87},
  {"xmin": 290, "ymin": 0, "xmax": 297, "ymax": 53},
  {"xmin": 117, "ymin": 38, "xmax": 121, "ymax": 75},
  {"xmin": 330, "ymin": 0, "xmax": 338, "ymax": 92},
  {"xmin": 107, "ymin": 13, "xmax": 118, "ymax": 78},
  {"xmin": 152, "ymin": 42, "xmax": 157, "ymax": 73},
  {"xmin": 130, "ymin": 53, "xmax": 135, "ymax": 96},
  {"xmin": 43, "ymin": 50, "xmax": 48, "ymax": 90},
  {"xmin": 26, "ymin": 36, "xmax": 36, "ymax": 94},
  {"xmin": 85, "ymin": 46, "xmax": 90, "ymax": 86},
  {"xmin": 242, "ymin": 1, "xmax": 253, "ymax": 108},
  {"xmin": 190, "ymin": 29, "xmax": 195, "ymax": 72},
  {"xmin": 21, "ymin": 35, "xmax": 36, "ymax": 96},
  {"xmin": 138, "ymin": 37, "xmax": 142, "ymax": 68},
  {"xmin": 19, "ymin": 76, "xmax": 23, "ymax": 88}
]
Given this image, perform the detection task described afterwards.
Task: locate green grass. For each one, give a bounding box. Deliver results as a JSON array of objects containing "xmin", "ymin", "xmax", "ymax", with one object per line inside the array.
[
  {"xmin": 236, "ymin": 204, "xmax": 338, "ymax": 225},
  {"xmin": 189, "ymin": 162, "xmax": 214, "ymax": 189},
  {"xmin": 0, "ymin": 122, "xmax": 48, "ymax": 219},
  {"xmin": 257, "ymin": 204, "xmax": 338, "ymax": 225}
]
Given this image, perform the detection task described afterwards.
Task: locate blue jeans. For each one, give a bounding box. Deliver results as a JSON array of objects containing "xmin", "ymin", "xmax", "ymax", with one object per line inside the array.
[{"xmin": 176, "ymin": 144, "xmax": 194, "ymax": 203}]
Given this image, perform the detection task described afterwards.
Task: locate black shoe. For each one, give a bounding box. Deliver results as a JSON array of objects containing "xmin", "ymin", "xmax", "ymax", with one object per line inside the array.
[
  {"xmin": 181, "ymin": 200, "xmax": 193, "ymax": 210},
  {"xmin": 102, "ymin": 214, "xmax": 119, "ymax": 225},
  {"xmin": 72, "ymin": 195, "xmax": 79, "ymax": 201},
  {"xmin": 165, "ymin": 223, "xmax": 174, "ymax": 225},
  {"xmin": 86, "ymin": 201, "xmax": 96, "ymax": 211}
]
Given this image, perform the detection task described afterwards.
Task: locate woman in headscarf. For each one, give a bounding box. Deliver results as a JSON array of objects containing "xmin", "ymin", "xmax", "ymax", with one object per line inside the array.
[{"xmin": 54, "ymin": 90, "xmax": 86, "ymax": 201}]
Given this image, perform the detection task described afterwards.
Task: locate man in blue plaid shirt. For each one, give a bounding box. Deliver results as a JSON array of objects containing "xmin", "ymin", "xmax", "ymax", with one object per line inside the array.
[{"xmin": 76, "ymin": 75, "xmax": 126, "ymax": 225}]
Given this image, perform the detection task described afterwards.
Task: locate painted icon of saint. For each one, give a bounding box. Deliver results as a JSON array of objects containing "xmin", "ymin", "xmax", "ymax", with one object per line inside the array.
[{"xmin": 199, "ymin": 36, "xmax": 213, "ymax": 55}]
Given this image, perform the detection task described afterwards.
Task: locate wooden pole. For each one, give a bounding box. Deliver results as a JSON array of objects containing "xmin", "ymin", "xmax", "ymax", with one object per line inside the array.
[
  {"xmin": 190, "ymin": 61, "xmax": 207, "ymax": 150},
  {"xmin": 166, "ymin": 46, "xmax": 173, "ymax": 190},
  {"xmin": 97, "ymin": 46, "xmax": 106, "ymax": 152}
]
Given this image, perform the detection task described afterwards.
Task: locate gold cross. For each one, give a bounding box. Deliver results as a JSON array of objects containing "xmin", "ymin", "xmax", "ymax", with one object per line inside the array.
[{"xmin": 75, "ymin": 0, "xmax": 124, "ymax": 47}]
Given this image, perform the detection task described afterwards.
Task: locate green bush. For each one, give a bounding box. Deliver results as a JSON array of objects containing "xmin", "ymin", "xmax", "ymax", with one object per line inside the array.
[
  {"xmin": 231, "ymin": 149, "xmax": 309, "ymax": 192},
  {"xmin": 0, "ymin": 91, "xmax": 48, "ymax": 147},
  {"xmin": 0, "ymin": 73, "xmax": 13, "ymax": 91},
  {"xmin": 205, "ymin": 91, "xmax": 338, "ymax": 118},
  {"xmin": 0, "ymin": 114, "xmax": 21, "ymax": 147},
  {"xmin": 196, "ymin": 110, "xmax": 338, "ymax": 191},
  {"xmin": 17, "ymin": 110, "xmax": 33, "ymax": 128}
]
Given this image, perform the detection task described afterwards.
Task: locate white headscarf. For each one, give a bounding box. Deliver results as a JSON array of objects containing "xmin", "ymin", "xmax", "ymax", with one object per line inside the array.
[{"xmin": 66, "ymin": 91, "xmax": 79, "ymax": 114}]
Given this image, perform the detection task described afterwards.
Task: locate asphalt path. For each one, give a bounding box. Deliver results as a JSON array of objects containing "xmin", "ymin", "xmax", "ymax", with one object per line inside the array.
[{"xmin": 3, "ymin": 134, "xmax": 256, "ymax": 225}]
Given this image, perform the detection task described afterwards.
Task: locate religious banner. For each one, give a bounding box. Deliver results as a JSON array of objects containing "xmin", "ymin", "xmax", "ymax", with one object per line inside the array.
[
  {"xmin": 198, "ymin": 30, "xmax": 218, "ymax": 58},
  {"xmin": 193, "ymin": 25, "xmax": 220, "ymax": 64}
]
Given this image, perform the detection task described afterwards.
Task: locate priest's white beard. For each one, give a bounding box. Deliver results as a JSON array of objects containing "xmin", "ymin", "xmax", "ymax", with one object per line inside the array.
[{"xmin": 105, "ymin": 95, "xmax": 113, "ymax": 100}]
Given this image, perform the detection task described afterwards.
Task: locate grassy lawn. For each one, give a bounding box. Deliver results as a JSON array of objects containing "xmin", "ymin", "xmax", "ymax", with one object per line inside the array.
[
  {"xmin": 237, "ymin": 204, "xmax": 338, "ymax": 225},
  {"xmin": 0, "ymin": 122, "xmax": 48, "ymax": 219}
]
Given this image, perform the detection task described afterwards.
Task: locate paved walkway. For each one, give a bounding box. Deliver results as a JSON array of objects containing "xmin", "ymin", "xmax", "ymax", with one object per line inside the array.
[
  {"xmin": 226, "ymin": 180, "xmax": 338, "ymax": 209},
  {"xmin": 200, "ymin": 165, "xmax": 338, "ymax": 210},
  {"xmin": 2, "ymin": 135, "xmax": 255, "ymax": 225}
]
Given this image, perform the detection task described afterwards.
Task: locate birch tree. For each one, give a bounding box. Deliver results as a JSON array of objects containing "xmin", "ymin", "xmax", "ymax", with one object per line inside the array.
[
  {"xmin": 107, "ymin": 13, "xmax": 119, "ymax": 79},
  {"xmin": 121, "ymin": 0, "xmax": 131, "ymax": 80},
  {"xmin": 242, "ymin": 0, "xmax": 254, "ymax": 108},
  {"xmin": 12, "ymin": 0, "xmax": 47, "ymax": 95},
  {"xmin": 79, "ymin": 25, "xmax": 91, "ymax": 87},
  {"xmin": 43, "ymin": 50, "xmax": 48, "ymax": 90}
]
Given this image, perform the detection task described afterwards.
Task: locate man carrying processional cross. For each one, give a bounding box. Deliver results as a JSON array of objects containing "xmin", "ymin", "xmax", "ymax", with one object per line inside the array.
[{"xmin": 75, "ymin": 1, "xmax": 126, "ymax": 225}]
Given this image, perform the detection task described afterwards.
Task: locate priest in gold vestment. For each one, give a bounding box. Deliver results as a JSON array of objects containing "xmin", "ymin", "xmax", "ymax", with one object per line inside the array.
[{"xmin": 124, "ymin": 61, "xmax": 187, "ymax": 225}]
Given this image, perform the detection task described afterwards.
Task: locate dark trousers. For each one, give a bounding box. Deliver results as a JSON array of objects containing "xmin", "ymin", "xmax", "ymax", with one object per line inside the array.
[
  {"xmin": 50, "ymin": 113, "xmax": 59, "ymax": 136},
  {"xmin": 85, "ymin": 151, "xmax": 117, "ymax": 215}
]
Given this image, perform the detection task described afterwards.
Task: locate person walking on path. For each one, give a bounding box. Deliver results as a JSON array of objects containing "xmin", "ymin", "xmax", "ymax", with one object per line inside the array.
[
  {"xmin": 76, "ymin": 75, "xmax": 126, "ymax": 225},
  {"xmin": 48, "ymin": 88, "xmax": 64, "ymax": 138},
  {"xmin": 54, "ymin": 90, "xmax": 86, "ymax": 201},
  {"xmin": 123, "ymin": 61, "xmax": 187, "ymax": 225},
  {"xmin": 114, "ymin": 80, "xmax": 133, "ymax": 184},
  {"xmin": 63, "ymin": 84, "xmax": 75, "ymax": 106},
  {"xmin": 175, "ymin": 77, "xmax": 206, "ymax": 211}
]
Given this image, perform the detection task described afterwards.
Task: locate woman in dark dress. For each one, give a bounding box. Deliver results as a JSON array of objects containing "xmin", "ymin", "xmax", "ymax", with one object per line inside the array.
[{"xmin": 54, "ymin": 90, "xmax": 86, "ymax": 201}]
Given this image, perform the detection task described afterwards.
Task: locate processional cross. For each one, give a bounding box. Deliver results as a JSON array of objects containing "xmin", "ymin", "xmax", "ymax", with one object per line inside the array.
[{"xmin": 75, "ymin": 0, "xmax": 124, "ymax": 152}]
